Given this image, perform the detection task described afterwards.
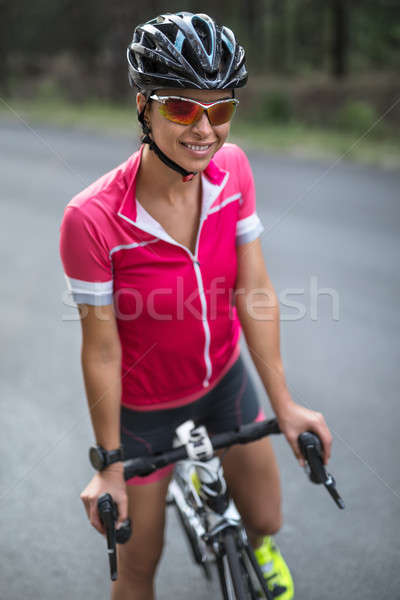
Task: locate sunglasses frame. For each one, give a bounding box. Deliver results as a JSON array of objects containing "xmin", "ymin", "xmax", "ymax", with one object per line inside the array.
[{"xmin": 149, "ymin": 94, "xmax": 239, "ymax": 126}]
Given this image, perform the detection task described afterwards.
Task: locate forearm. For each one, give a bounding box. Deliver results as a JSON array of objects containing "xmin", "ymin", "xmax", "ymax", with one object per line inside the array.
[
  {"xmin": 236, "ymin": 285, "xmax": 293, "ymax": 417},
  {"xmin": 81, "ymin": 350, "xmax": 122, "ymax": 450}
]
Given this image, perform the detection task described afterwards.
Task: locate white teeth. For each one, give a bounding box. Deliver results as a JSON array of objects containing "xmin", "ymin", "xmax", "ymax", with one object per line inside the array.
[{"xmin": 183, "ymin": 143, "xmax": 211, "ymax": 151}]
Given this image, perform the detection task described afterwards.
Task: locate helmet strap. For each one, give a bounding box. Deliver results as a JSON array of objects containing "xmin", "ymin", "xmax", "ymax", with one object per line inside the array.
[{"xmin": 137, "ymin": 101, "xmax": 197, "ymax": 183}]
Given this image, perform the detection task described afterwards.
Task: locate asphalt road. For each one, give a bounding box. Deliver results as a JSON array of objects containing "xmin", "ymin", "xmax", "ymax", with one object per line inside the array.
[{"xmin": 1, "ymin": 118, "xmax": 399, "ymax": 600}]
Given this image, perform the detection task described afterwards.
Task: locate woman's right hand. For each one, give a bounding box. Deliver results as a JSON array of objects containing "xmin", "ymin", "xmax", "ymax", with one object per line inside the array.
[{"xmin": 80, "ymin": 464, "xmax": 128, "ymax": 535}]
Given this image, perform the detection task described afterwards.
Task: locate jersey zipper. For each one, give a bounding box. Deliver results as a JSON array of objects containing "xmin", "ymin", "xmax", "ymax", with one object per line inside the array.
[
  {"xmin": 118, "ymin": 210, "xmax": 212, "ymax": 387},
  {"xmin": 117, "ymin": 172, "xmax": 228, "ymax": 388}
]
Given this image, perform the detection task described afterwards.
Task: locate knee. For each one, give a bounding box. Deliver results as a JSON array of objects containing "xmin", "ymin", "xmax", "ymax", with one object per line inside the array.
[
  {"xmin": 118, "ymin": 535, "xmax": 164, "ymax": 585},
  {"xmin": 245, "ymin": 508, "xmax": 283, "ymax": 537},
  {"xmin": 118, "ymin": 561, "xmax": 158, "ymax": 588},
  {"xmin": 119, "ymin": 554, "xmax": 160, "ymax": 581}
]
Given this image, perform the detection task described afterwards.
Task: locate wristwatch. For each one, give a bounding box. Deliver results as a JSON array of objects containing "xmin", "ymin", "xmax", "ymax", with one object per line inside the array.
[{"xmin": 89, "ymin": 445, "xmax": 124, "ymax": 471}]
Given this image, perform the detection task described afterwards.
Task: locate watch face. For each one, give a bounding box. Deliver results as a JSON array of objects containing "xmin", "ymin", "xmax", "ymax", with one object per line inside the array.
[{"xmin": 89, "ymin": 447, "xmax": 104, "ymax": 470}]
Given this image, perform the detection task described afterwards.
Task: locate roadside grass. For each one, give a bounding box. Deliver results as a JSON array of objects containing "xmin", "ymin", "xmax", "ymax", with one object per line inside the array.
[
  {"xmin": 232, "ymin": 120, "xmax": 400, "ymax": 171},
  {"xmin": 1, "ymin": 96, "xmax": 399, "ymax": 171}
]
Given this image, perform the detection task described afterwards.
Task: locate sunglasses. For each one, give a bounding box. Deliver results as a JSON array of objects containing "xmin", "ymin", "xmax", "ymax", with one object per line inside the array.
[{"xmin": 149, "ymin": 94, "xmax": 239, "ymax": 126}]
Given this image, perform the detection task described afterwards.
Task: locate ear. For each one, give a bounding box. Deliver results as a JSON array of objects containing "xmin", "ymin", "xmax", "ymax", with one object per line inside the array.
[
  {"xmin": 136, "ymin": 92, "xmax": 147, "ymax": 114},
  {"xmin": 136, "ymin": 92, "xmax": 152, "ymax": 136}
]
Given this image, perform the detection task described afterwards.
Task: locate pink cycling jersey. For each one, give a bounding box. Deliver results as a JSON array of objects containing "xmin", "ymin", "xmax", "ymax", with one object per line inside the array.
[{"xmin": 59, "ymin": 143, "xmax": 264, "ymax": 410}]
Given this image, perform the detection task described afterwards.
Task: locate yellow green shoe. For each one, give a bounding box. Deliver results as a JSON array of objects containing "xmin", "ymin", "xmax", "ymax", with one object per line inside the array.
[{"xmin": 254, "ymin": 536, "xmax": 294, "ymax": 599}]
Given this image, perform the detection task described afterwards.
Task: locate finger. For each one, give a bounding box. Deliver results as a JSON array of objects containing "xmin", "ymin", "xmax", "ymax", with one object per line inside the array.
[
  {"xmin": 116, "ymin": 494, "xmax": 129, "ymax": 529},
  {"xmin": 321, "ymin": 431, "xmax": 333, "ymax": 465},
  {"xmin": 295, "ymin": 438, "xmax": 306, "ymax": 467},
  {"xmin": 297, "ymin": 450, "xmax": 306, "ymax": 468},
  {"xmin": 89, "ymin": 501, "xmax": 106, "ymax": 535},
  {"xmin": 312, "ymin": 420, "xmax": 332, "ymax": 465},
  {"xmin": 80, "ymin": 494, "xmax": 90, "ymax": 519},
  {"xmin": 289, "ymin": 436, "xmax": 305, "ymax": 468}
]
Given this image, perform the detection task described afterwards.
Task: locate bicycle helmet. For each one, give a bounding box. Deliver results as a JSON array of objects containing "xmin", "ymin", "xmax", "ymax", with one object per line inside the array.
[{"xmin": 127, "ymin": 12, "xmax": 248, "ymax": 181}]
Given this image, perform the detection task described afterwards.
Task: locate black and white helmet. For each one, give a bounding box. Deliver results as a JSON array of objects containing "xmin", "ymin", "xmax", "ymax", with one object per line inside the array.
[{"xmin": 127, "ymin": 11, "xmax": 248, "ymax": 92}]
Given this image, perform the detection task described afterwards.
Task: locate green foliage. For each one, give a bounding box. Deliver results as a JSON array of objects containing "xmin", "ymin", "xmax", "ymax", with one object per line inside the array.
[
  {"xmin": 35, "ymin": 78, "xmax": 66, "ymax": 101},
  {"xmin": 253, "ymin": 91, "xmax": 293, "ymax": 124},
  {"xmin": 351, "ymin": 1, "xmax": 400, "ymax": 69},
  {"xmin": 335, "ymin": 100, "xmax": 378, "ymax": 133},
  {"xmin": 1, "ymin": 0, "xmax": 399, "ymax": 107}
]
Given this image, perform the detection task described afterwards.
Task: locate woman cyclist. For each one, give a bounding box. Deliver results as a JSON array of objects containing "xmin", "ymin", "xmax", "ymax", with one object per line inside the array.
[{"xmin": 59, "ymin": 11, "xmax": 332, "ymax": 600}]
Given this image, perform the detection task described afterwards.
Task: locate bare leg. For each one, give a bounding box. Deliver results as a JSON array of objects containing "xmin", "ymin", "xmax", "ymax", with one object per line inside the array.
[
  {"xmin": 218, "ymin": 436, "xmax": 282, "ymax": 549},
  {"xmin": 111, "ymin": 472, "xmax": 173, "ymax": 600}
]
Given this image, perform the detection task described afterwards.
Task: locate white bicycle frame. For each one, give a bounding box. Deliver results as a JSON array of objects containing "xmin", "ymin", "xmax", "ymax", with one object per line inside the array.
[{"xmin": 167, "ymin": 421, "xmax": 273, "ymax": 599}]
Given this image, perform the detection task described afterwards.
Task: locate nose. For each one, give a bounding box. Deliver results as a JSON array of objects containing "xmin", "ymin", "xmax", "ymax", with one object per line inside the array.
[{"xmin": 190, "ymin": 110, "xmax": 214, "ymax": 137}]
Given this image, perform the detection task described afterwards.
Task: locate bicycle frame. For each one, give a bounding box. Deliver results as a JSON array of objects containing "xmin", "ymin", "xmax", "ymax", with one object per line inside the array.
[
  {"xmin": 119, "ymin": 418, "xmax": 344, "ymax": 594},
  {"xmin": 167, "ymin": 452, "xmax": 274, "ymax": 599}
]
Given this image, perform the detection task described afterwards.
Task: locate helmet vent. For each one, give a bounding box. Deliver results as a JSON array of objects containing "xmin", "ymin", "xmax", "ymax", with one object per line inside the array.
[
  {"xmin": 180, "ymin": 39, "xmax": 195, "ymax": 65},
  {"xmin": 193, "ymin": 17, "xmax": 212, "ymax": 55},
  {"xmin": 142, "ymin": 32, "xmax": 156, "ymax": 50},
  {"xmin": 158, "ymin": 22, "xmax": 176, "ymax": 44}
]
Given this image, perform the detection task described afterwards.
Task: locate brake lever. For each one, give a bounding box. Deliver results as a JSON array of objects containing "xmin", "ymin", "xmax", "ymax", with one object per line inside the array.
[
  {"xmin": 98, "ymin": 493, "xmax": 132, "ymax": 581},
  {"xmin": 298, "ymin": 432, "xmax": 345, "ymax": 510}
]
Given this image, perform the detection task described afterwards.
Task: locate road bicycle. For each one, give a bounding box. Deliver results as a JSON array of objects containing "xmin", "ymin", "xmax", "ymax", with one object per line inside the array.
[{"xmin": 98, "ymin": 418, "xmax": 344, "ymax": 598}]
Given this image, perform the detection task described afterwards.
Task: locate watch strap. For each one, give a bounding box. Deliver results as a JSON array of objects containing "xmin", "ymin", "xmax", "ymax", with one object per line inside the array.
[{"xmin": 103, "ymin": 446, "xmax": 124, "ymax": 468}]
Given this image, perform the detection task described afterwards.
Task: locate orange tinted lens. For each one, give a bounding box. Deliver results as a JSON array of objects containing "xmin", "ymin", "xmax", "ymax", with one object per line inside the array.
[
  {"xmin": 159, "ymin": 99, "xmax": 202, "ymax": 124},
  {"xmin": 208, "ymin": 101, "xmax": 236, "ymax": 125}
]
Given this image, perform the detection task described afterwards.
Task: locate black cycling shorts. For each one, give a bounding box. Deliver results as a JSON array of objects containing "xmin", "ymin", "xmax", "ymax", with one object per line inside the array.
[{"xmin": 121, "ymin": 353, "xmax": 265, "ymax": 485}]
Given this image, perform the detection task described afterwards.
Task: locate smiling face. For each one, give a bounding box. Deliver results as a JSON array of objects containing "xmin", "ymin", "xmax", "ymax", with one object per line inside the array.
[{"xmin": 137, "ymin": 88, "xmax": 233, "ymax": 174}]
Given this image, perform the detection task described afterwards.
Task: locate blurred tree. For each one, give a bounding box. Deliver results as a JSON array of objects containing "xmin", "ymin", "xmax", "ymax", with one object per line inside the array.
[
  {"xmin": 239, "ymin": 0, "xmax": 275, "ymax": 72},
  {"xmin": 102, "ymin": 1, "xmax": 143, "ymax": 101},
  {"xmin": 330, "ymin": 0, "xmax": 349, "ymax": 77},
  {"xmin": 11, "ymin": 0, "xmax": 69, "ymax": 56},
  {"xmin": 280, "ymin": 0, "xmax": 328, "ymax": 74},
  {"xmin": 267, "ymin": 0, "xmax": 293, "ymax": 74},
  {"xmin": 61, "ymin": 0, "xmax": 109, "ymax": 98},
  {"xmin": 0, "ymin": 0, "xmax": 12, "ymax": 95},
  {"xmin": 351, "ymin": 0, "xmax": 400, "ymax": 70},
  {"xmin": 0, "ymin": 0, "xmax": 398, "ymax": 100}
]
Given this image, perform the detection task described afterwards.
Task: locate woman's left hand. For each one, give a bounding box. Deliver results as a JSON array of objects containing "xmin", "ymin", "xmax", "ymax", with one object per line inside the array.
[{"xmin": 276, "ymin": 400, "xmax": 333, "ymax": 467}]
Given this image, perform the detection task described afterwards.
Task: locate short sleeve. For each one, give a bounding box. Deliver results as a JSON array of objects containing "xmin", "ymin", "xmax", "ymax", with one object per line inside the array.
[
  {"xmin": 59, "ymin": 206, "xmax": 113, "ymax": 305},
  {"xmin": 235, "ymin": 147, "xmax": 264, "ymax": 246}
]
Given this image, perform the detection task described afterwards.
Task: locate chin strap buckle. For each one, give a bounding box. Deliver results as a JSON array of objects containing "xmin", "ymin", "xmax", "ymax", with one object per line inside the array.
[{"xmin": 182, "ymin": 173, "xmax": 195, "ymax": 183}]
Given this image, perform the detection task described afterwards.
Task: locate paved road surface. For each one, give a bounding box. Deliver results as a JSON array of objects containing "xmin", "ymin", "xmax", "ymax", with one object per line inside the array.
[{"xmin": 1, "ymin": 119, "xmax": 399, "ymax": 599}]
